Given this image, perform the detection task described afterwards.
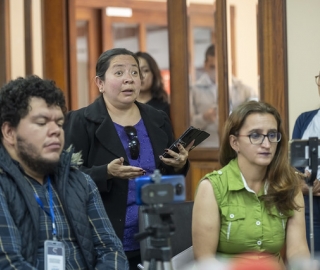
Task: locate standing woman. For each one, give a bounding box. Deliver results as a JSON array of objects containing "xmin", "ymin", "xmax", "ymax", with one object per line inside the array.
[
  {"xmin": 64, "ymin": 48, "xmax": 191, "ymax": 269},
  {"xmin": 192, "ymin": 101, "xmax": 310, "ymax": 269},
  {"xmin": 135, "ymin": 51, "xmax": 170, "ymax": 117}
]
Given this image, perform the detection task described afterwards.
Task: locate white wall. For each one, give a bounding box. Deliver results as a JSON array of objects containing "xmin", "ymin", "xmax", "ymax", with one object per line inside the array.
[
  {"xmin": 287, "ymin": 0, "xmax": 320, "ymax": 137},
  {"xmin": 31, "ymin": 0, "xmax": 43, "ymax": 78},
  {"xmin": 9, "ymin": 0, "xmax": 43, "ymax": 79},
  {"xmin": 227, "ymin": 0, "xmax": 259, "ymax": 94},
  {"xmin": 10, "ymin": 0, "xmax": 25, "ymax": 78}
]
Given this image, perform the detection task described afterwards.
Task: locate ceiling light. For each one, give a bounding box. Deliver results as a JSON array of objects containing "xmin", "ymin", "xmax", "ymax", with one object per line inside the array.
[{"xmin": 106, "ymin": 7, "xmax": 132, "ymax": 17}]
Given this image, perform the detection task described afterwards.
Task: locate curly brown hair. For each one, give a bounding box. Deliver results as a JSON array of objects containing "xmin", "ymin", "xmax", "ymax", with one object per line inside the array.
[{"xmin": 0, "ymin": 75, "xmax": 67, "ymax": 138}]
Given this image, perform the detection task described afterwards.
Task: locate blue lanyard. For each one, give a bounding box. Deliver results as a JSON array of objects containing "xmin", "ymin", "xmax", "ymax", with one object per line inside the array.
[{"xmin": 34, "ymin": 176, "xmax": 57, "ymax": 240}]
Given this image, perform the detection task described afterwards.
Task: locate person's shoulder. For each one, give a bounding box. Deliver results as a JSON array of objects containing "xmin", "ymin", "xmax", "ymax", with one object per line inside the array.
[
  {"xmin": 67, "ymin": 96, "xmax": 107, "ymax": 124},
  {"xmin": 297, "ymin": 109, "xmax": 319, "ymax": 119},
  {"xmin": 206, "ymin": 160, "xmax": 239, "ymax": 183},
  {"xmin": 137, "ymin": 101, "xmax": 168, "ymax": 118},
  {"xmin": 193, "ymin": 73, "xmax": 214, "ymax": 88},
  {"xmin": 147, "ymin": 98, "xmax": 170, "ymax": 111}
]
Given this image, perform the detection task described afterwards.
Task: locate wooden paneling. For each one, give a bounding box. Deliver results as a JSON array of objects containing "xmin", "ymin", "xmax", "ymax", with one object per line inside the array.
[
  {"xmin": 216, "ymin": 0, "xmax": 230, "ymax": 137},
  {"xmin": 0, "ymin": 0, "xmax": 10, "ymax": 84},
  {"xmin": 167, "ymin": 0, "xmax": 189, "ymax": 139},
  {"xmin": 167, "ymin": 0, "xmax": 192, "ymax": 199},
  {"xmin": 42, "ymin": 0, "xmax": 70, "ymax": 106},
  {"xmin": 258, "ymin": 0, "xmax": 288, "ymax": 134},
  {"xmin": 68, "ymin": 0, "xmax": 78, "ymax": 111},
  {"xmin": 24, "ymin": 0, "xmax": 33, "ymax": 76},
  {"xmin": 102, "ymin": 11, "xmax": 113, "ymax": 51},
  {"xmin": 76, "ymin": 8, "xmax": 102, "ymax": 105},
  {"xmin": 76, "ymin": 0, "xmax": 167, "ymax": 12},
  {"xmin": 190, "ymin": 161, "xmax": 221, "ymax": 199}
]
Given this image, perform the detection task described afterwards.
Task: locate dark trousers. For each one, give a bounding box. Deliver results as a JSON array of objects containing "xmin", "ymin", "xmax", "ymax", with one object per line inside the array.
[
  {"xmin": 125, "ymin": 249, "xmax": 142, "ymax": 270},
  {"xmin": 304, "ymin": 195, "xmax": 320, "ymax": 254}
]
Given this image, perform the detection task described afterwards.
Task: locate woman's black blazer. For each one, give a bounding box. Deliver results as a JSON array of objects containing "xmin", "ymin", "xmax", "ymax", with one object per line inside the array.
[{"xmin": 64, "ymin": 95, "xmax": 188, "ymax": 240}]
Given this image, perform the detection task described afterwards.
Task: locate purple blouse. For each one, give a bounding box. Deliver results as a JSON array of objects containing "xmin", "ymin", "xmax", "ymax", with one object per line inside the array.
[{"xmin": 114, "ymin": 119, "xmax": 156, "ymax": 251}]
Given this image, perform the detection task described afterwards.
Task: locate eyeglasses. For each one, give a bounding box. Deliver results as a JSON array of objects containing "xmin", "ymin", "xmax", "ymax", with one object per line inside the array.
[
  {"xmin": 315, "ymin": 72, "xmax": 320, "ymax": 86},
  {"xmin": 237, "ymin": 132, "xmax": 281, "ymax": 145},
  {"xmin": 124, "ymin": 126, "xmax": 140, "ymax": 160}
]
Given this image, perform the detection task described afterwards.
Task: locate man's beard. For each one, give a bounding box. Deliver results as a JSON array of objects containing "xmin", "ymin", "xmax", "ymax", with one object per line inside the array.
[{"xmin": 17, "ymin": 136, "xmax": 60, "ymax": 176}]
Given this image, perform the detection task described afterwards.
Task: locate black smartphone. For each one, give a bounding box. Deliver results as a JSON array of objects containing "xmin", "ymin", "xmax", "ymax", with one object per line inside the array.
[{"xmin": 162, "ymin": 126, "xmax": 210, "ymax": 158}]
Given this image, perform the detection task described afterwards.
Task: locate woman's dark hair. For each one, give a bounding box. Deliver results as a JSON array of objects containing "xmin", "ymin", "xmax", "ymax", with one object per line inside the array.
[
  {"xmin": 135, "ymin": 51, "xmax": 168, "ymax": 102},
  {"xmin": 0, "ymin": 75, "xmax": 67, "ymax": 138},
  {"xmin": 96, "ymin": 48, "xmax": 142, "ymax": 80},
  {"xmin": 220, "ymin": 100, "xmax": 301, "ymax": 214}
]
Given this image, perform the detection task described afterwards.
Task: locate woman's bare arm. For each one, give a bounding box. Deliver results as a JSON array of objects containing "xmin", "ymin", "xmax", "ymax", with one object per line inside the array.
[{"xmin": 192, "ymin": 179, "xmax": 220, "ymax": 260}]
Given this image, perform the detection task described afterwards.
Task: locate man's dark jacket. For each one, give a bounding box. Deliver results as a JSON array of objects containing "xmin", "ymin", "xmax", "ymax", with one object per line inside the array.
[{"xmin": 0, "ymin": 145, "xmax": 106, "ymax": 269}]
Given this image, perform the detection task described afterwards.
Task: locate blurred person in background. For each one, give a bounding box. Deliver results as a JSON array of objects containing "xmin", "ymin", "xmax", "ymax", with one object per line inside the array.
[
  {"xmin": 189, "ymin": 44, "xmax": 257, "ymax": 148},
  {"xmin": 135, "ymin": 51, "xmax": 170, "ymax": 117}
]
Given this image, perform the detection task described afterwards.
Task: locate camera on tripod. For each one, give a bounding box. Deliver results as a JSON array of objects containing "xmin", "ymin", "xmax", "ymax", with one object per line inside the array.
[
  {"xmin": 290, "ymin": 137, "xmax": 320, "ymax": 259},
  {"xmin": 135, "ymin": 170, "xmax": 186, "ymax": 205},
  {"xmin": 134, "ymin": 170, "xmax": 186, "ymax": 270}
]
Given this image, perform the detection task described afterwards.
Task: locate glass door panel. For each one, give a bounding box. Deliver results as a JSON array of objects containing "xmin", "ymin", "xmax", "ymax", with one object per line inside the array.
[
  {"xmin": 76, "ymin": 20, "xmax": 90, "ymax": 108},
  {"xmin": 113, "ymin": 23, "xmax": 139, "ymax": 52},
  {"xmin": 188, "ymin": 1, "xmax": 218, "ymax": 148},
  {"xmin": 146, "ymin": 25, "xmax": 170, "ymax": 96},
  {"xmin": 227, "ymin": 0, "xmax": 260, "ymax": 112}
]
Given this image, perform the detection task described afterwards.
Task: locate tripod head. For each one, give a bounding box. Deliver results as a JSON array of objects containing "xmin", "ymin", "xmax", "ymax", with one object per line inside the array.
[
  {"xmin": 289, "ymin": 137, "xmax": 319, "ymax": 186},
  {"xmin": 135, "ymin": 205, "xmax": 175, "ymax": 243}
]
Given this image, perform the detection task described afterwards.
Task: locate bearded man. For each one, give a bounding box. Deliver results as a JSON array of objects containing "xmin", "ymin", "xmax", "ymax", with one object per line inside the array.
[{"xmin": 0, "ymin": 75, "xmax": 128, "ymax": 269}]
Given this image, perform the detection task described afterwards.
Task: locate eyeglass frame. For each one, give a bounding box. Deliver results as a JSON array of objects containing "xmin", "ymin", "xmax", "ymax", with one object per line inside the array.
[
  {"xmin": 124, "ymin": 126, "xmax": 140, "ymax": 160},
  {"xmin": 315, "ymin": 72, "xmax": 320, "ymax": 86},
  {"xmin": 236, "ymin": 132, "xmax": 282, "ymax": 145}
]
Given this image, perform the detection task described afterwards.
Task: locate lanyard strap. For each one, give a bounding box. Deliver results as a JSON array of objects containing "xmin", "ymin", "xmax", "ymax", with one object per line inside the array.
[{"xmin": 34, "ymin": 176, "xmax": 57, "ymax": 240}]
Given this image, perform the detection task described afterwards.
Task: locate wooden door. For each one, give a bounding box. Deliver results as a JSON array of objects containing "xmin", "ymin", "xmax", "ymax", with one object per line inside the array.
[
  {"xmin": 75, "ymin": 8, "xmax": 102, "ymax": 108},
  {"xmin": 41, "ymin": 0, "xmax": 288, "ymax": 201}
]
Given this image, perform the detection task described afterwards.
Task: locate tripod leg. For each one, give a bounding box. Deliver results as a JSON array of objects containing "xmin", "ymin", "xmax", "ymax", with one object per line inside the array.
[
  {"xmin": 162, "ymin": 261, "xmax": 173, "ymax": 270},
  {"xmin": 309, "ymin": 186, "xmax": 315, "ymax": 260}
]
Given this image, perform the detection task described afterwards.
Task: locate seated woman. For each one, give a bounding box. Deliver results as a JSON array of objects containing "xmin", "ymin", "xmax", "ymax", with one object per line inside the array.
[
  {"xmin": 192, "ymin": 100, "xmax": 310, "ymax": 269},
  {"xmin": 135, "ymin": 51, "xmax": 170, "ymax": 117},
  {"xmin": 64, "ymin": 48, "xmax": 192, "ymax": 270}
]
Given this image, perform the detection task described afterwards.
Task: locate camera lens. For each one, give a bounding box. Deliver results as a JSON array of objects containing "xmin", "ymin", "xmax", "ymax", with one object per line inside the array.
[{"xmin": 175, "ymin": 183, "xmax": 183, "ymax": 195}]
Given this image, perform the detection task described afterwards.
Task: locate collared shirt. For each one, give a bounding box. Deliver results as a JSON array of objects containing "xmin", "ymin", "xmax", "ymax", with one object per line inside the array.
[
  {"xmin": 202, "ymin": 159, "xmax": 292, "ymax": 261},
  {"xmin": 25, "ymin": 175, "xmax": 88, "ymax": 269},
  {"xmin": 0, "ymin": 168, "xmax": 127, "ymax": 269}
]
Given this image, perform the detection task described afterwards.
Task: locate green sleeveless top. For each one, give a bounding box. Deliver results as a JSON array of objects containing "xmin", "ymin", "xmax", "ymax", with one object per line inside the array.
[{"xmin": 202, "ymin": 159, "xmax": 293, "ymax": 261}]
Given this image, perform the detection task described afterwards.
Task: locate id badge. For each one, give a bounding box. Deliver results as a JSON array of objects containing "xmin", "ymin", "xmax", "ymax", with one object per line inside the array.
[{"xmin": 44, "ymin": 240, "xmax": 65, "ymax": 270}]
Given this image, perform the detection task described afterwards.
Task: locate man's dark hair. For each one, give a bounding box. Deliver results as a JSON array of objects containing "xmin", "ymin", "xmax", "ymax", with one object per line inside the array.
[
  {"xmin": 205, "ymin": 44, "xmax": 215, "ymax": 62},
  {"xmin": 0, "ymin": 75, "xmax": 67, "ymax": 138}
]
